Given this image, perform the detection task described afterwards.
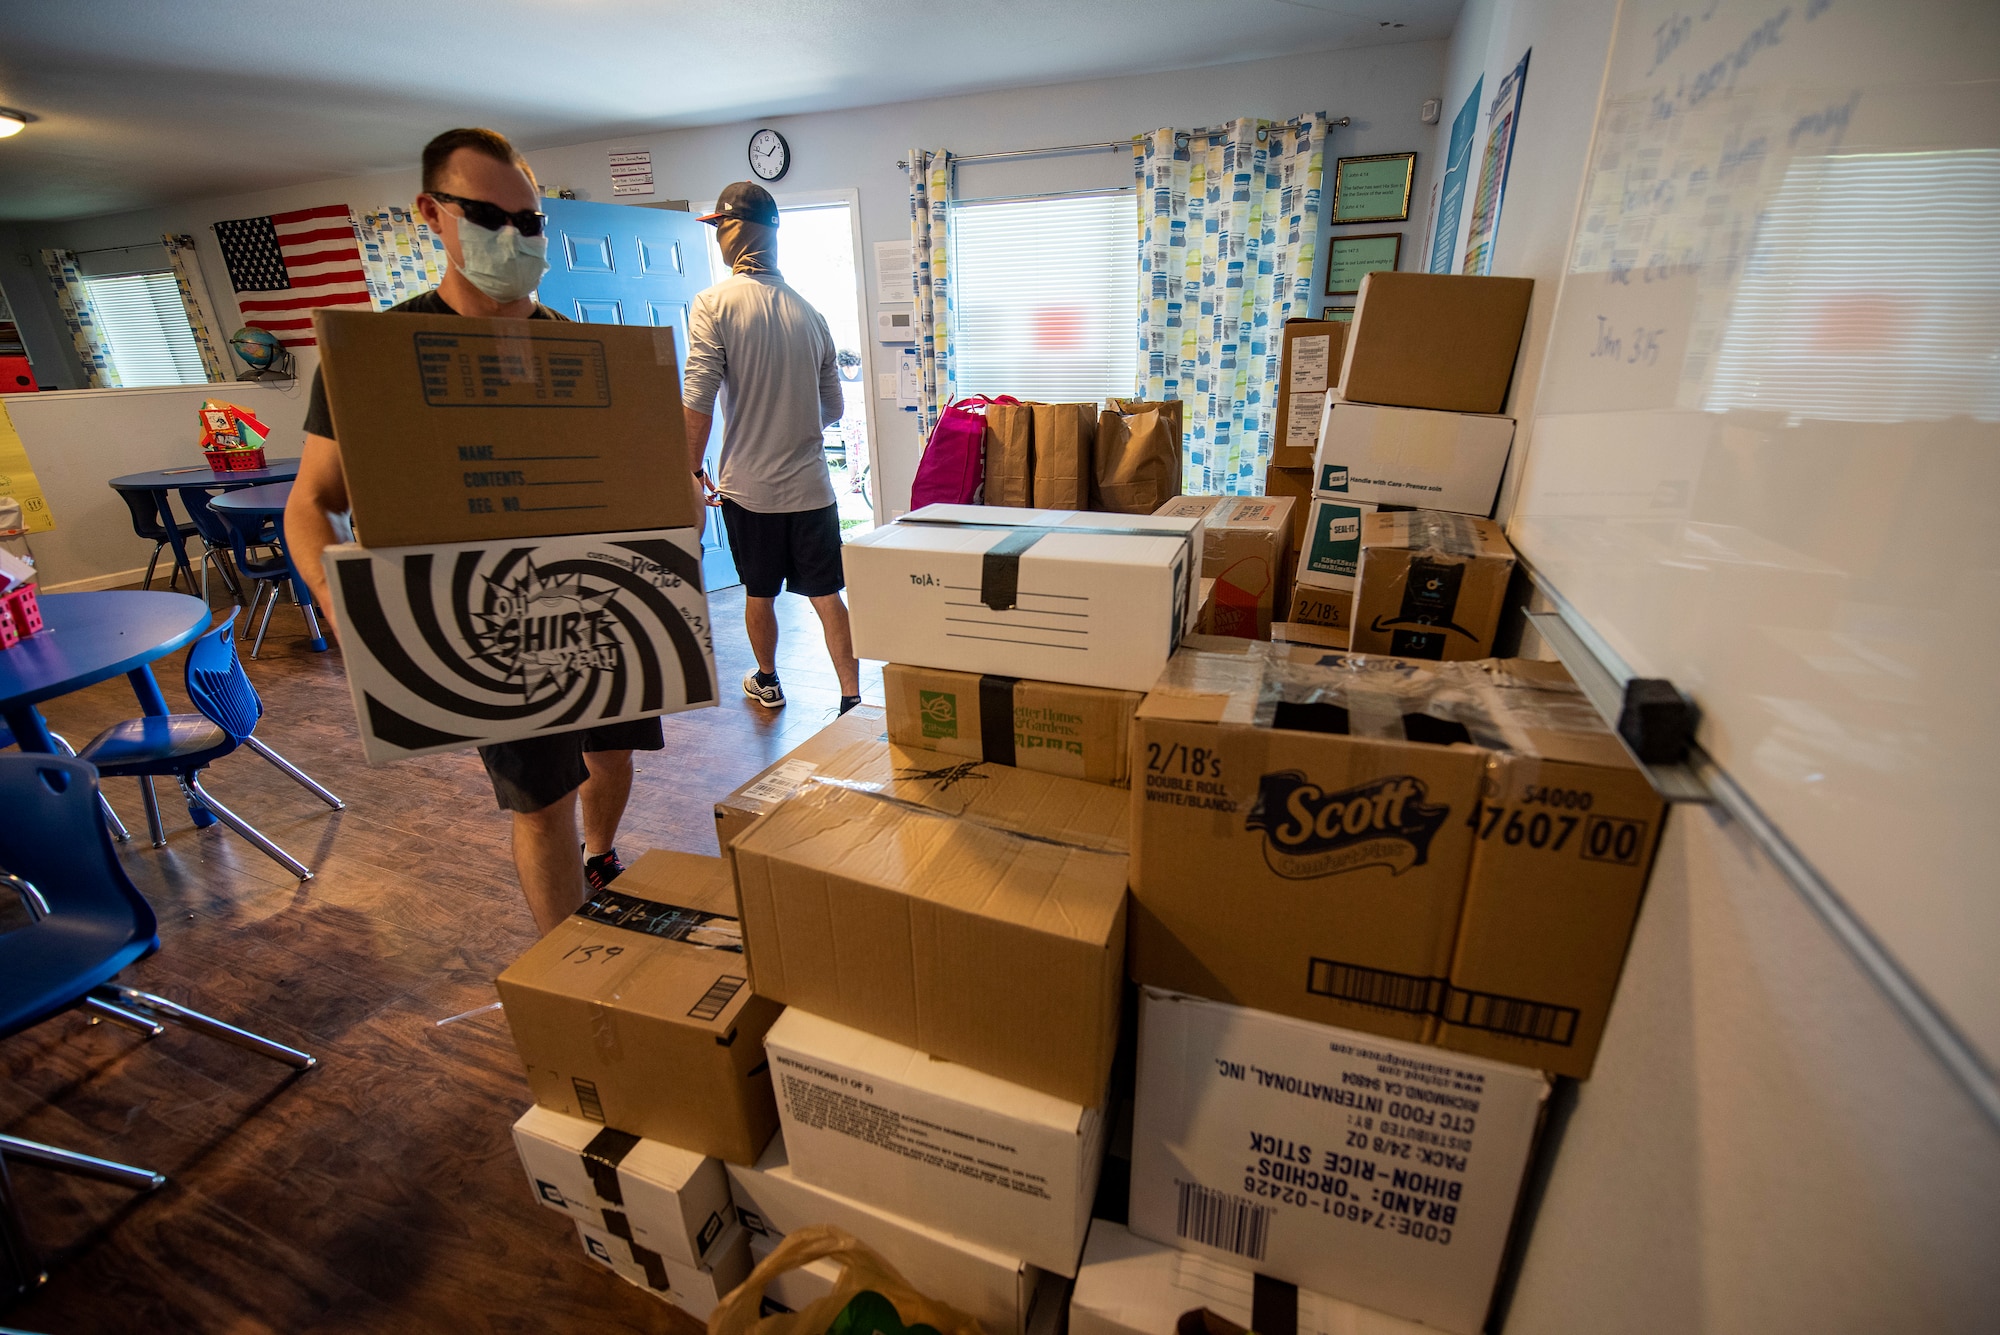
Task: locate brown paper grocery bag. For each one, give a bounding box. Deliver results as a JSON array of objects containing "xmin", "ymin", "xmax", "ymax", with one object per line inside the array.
[
  {"xmin": 1094, "ymin": 398, "xmax": 1184, "ymax": 513},
  {"xmin": 982, "ymin": 400, "xmax": 1034, "ymax": 507},
  {"xmin": 1031, "ymin": 403, "xmax": 1096, "ymax": 510}
]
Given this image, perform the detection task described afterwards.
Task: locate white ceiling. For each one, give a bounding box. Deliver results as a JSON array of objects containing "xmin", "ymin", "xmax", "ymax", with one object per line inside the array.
[{"xmin": 0, "ymin": 0, "xmax": 1458, "ymax": 223}]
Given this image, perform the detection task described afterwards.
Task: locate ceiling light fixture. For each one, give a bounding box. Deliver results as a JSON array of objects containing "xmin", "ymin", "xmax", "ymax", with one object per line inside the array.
[{"xmin": 0, "ymin": 109, "xmax": 29, "ymax": 139}]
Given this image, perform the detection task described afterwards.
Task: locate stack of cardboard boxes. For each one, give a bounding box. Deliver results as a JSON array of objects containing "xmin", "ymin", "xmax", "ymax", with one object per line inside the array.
[
  {"xmin": 463, "ymin": 274, "xmax": 1674, "ymax": 1333},
  {"xmin": 1278, "ymin": 273, "xmax": 1531, "ymax": 656}
]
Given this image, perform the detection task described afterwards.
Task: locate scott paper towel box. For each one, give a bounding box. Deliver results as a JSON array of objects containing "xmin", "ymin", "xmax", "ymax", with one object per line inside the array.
[
  {"xmin": 1129, "ymin": 989, "xmax": 1548, "ymax": 1335},
  {"xmin": 843, "ymin": 505, "xmax": 1203, "ymax": 692},
  {"xmin": 322, "ymin": 529, "xmax": 715, "ymax": 763}
]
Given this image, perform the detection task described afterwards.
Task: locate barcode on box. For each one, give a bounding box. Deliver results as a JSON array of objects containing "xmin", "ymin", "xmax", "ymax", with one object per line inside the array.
[
  {"xmin": 1443, "ymin": 987, "xmax": 1580, "ymax": 1045},
  {"xmin": 739, "ymin": 760, "xmax": 819, "ymax": 808},
  {"xmin": 1307, "ymin": 957, "xmax": 1447, "ymax": 1016},
  {"xmin": 1175, "ymin": 1179, "xmax": 1272, "ymax": 1262},
  {"xmin": 688, "ymin": 974, "xmax": 745, "ymax": 1021}
]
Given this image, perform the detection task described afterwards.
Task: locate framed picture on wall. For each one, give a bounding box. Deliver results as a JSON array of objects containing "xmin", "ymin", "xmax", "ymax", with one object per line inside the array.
[
  {"xmin": 1320, "ymin": 307, "xmax": 1355, "ymax": 323},
  {"xmin": 1331, "ymin": 152, "xmax": 1418, "ymax": 224},
  {"xmin": 1325, "ymin": 233, "xmax": 1403, "ymax": 295}
]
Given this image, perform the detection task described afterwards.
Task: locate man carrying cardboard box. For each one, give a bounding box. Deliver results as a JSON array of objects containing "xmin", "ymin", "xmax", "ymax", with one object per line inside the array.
[
  {"xmin": 684, "ymin": 182, "xmax": 862, "ymax": 716},
  {"xmin": 286, "ymin": 128, "xmax": 662, "ymax": 930}
]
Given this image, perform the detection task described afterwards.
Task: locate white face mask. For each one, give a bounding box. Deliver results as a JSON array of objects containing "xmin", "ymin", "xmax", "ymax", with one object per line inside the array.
[{"xmin": 454, "ymin": 217, "xmax": 549, "ymax": 303}]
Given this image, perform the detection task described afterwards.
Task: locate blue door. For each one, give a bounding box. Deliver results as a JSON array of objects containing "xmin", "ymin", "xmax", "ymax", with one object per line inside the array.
[{"xmin": 535, "ymin": 198, "xmax": 737, "ymax": 590}]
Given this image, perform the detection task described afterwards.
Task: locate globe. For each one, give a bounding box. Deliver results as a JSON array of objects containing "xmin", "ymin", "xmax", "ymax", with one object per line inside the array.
[{"xmin": 230, "ymin": 326, "xmax": 281, "ymax": 370}]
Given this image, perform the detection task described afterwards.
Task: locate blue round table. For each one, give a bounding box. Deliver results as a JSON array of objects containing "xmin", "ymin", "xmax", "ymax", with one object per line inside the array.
[
  {"xmin": 0, "ymin": 591, "xmax": 211, "ymax": 753},
  {"xmin": 209, "ymin": 481, "xmax": 326, "ymax": 654},
  {"xmin": 108, "ymin": 458, "xmax": 300, "ymax": 594}
]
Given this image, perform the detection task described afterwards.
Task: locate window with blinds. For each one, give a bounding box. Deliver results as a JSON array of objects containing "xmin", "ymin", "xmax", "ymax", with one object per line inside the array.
[
  {"xmin": 950, "ymin": 191, "xmax": 1139, "ymax": 403},
  {"xmin": 84, "ymin": 271, "xmax": 208, "ymax": 387}
]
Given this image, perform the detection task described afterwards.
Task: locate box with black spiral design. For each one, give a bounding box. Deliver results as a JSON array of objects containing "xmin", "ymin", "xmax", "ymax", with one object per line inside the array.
[{"xmin": 320, "ymin": 527, "xmax": 716, "ymax": 763}]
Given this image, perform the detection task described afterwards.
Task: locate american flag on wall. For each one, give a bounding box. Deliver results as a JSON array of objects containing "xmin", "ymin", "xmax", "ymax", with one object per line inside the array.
[{"xmin": 212, "ymin": 205, "xmax": 372, "ymax": 347}]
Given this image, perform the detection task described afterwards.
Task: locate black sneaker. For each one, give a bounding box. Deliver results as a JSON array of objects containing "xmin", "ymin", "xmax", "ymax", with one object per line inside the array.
[
  {"xmin": 583, "ymin": 848, "xmax": 626, "ymax": 893},
  {"xmin": 743, "ymin": 669, "xmax": 786, "ymax": 709}
]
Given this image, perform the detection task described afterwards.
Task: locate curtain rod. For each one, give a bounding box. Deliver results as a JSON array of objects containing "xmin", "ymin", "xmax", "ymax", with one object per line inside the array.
[
  {"xmin": 896, "ymin": 118, "xmax": 1350, "ymax": 171},
  {"xmin": 70, "ymin": 241, "xmax": 167, "ymax": 257}
]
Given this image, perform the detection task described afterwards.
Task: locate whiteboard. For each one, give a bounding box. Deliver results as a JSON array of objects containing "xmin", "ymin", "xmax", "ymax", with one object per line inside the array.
[{"xmin": 1511, "ymin": 0, "xmax": 2000, "ymax": 1068}]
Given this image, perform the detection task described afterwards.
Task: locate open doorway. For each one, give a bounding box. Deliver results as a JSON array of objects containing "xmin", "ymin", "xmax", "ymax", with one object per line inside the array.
[{"xmin": 700, "ymin": 194, "xmax": 878, "ymax": 538}]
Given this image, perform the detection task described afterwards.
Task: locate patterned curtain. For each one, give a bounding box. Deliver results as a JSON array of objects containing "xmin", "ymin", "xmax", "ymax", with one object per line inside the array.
[
  {"xmin": 160, "ymin": 234, "xmax": 230, "ymax": 382},
  {"xmin": 38, "ymin": 249, "xmax": 120, "ymax": 388},
  {"xmin": 356, "ymin": 206, "xmax": 449, "ymax": 309},
  {"xmin": 1136, "ymin": 114, "xmax": 1327, "ymax": 494},
  {"xmin": 906, "ymin": 149, "xmax": 955, "ymax": 438}
]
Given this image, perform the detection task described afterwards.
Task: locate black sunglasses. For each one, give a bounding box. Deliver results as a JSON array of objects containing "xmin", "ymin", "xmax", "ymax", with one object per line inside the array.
[{"xmin": 428, "ymin": 191, "xmax": 548, "ymax": 237}]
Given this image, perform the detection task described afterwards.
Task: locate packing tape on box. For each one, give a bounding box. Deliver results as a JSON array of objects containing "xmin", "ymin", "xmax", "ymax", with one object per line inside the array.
[
  {"xmin": 581, "ymin": 1127, "xmax": 641, "ymax": 1204},
  {"xmin": 978, "ymin": 673, "xmax": 1020, "ymax": 766},
  {"xmin": 796, "ymin": 775, "xmax": 1129, "ymax": 855},
  {"xmin": 1402, "ymin": 511, "xmax": 1483, "ymax": 558},
  {"xmin": 898, "ymin": 516, "xmax": 1194, "ymax": 614}
]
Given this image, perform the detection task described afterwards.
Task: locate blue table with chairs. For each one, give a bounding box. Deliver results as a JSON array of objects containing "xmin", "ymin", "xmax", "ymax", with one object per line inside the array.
[
  {"xmin": 208, "ymin": 480, "xmax": 328, "ymax": 654},
  {"xmin": 0, "ymin": 590, "xmax": 342, "ymax": 881},
  {"xmin": 107, "ymin": 458, "xmax": 300, "ymax": 598}
]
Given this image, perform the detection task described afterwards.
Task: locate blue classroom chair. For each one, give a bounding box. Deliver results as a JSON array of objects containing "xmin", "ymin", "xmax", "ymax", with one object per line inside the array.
[
  {"xmin": 0, "ymin": 752, "xmax": 315, "ymax": 1289},
  {"xmin": 77, "ymin": 609, "xmax": 342, "ymax": 881}
]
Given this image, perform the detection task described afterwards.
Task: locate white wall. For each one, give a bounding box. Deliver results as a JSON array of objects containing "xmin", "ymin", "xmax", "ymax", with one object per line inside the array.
[
  {"xmin": 1427, "ymin": 2, "xmax": 2000, "ymax": 1330},
  {"xmin": 4, "ymin": 40, "xmax": 1446, "ymax": 540},
  {"xmin": 6, "ymin": 379, "xmax": 313, "ymax": 588}
]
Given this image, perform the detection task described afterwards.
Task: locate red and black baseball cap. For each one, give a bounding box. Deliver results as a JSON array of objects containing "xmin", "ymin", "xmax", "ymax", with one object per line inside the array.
[{"xmin": 698, "ymin": 181, "xmax": 780, "ymax": 228}]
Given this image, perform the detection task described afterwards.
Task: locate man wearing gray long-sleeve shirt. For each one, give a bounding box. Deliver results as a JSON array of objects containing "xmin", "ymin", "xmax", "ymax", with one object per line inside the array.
[{"xmin": 682, "ymin": 182, "xmax": 862, "ymax": 714}]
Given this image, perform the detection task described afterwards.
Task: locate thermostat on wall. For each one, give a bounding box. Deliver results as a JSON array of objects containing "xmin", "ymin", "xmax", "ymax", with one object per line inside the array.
[{"xmin": 876, "ymin": 309, "xmax": 916, "ymax": 344}]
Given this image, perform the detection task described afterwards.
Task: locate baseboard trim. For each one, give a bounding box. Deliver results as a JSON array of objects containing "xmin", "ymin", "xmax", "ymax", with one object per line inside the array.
[{"xmin": 43, "ymin": 565, "xmax": 154, "ymax": 593}]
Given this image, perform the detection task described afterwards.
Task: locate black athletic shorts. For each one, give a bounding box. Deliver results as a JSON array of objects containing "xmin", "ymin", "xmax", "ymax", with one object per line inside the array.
[
  {"xmin": 720, "ymin": 499, "xmax": 845, "ymax": 599},
  {"xmin": 477, "ymin": 717, "xmax": 665, "ymax": 814}
]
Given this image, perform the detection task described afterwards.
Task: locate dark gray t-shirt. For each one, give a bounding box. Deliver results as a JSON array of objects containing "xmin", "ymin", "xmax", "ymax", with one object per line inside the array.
[{"xmin": 300, "ymin": 289, "xmax": 565, "ymax": 439}]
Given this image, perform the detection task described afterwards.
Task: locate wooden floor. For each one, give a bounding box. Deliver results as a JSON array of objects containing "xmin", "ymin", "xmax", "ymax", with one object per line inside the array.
[{"xmin": 3, "ymin": 583, "xmax": 879, "ymax": 1334}]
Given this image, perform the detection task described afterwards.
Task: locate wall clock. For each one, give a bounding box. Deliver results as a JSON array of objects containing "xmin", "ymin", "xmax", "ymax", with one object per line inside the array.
[{"xmin": 749, "ymin": 128, "xmax": 790, "ymax": 182}]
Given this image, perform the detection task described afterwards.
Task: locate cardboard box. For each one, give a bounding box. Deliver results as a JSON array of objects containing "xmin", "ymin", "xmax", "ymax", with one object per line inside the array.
[
  {"xmin": 1272, "ymin": 320, "xmax": 1348, "ymax": 468},
  {"xmin": 1336, "ymin": 273, "xmax": 1533, "ymax": 415},
  {"xmin": 1435, "ymin": 660, "xmax": 1666, "ymax": 1079},
  {"xmin": 764, "ymin": 1008, "xmax": 1106, "ymax": 1277},
  {"xmin": 320, "ymin": 529, "xmax": 716, "ymax": 763},
  {"xmin": 881, "ymin": 664, "xmax": 1141, "ymax": 787},
  {"xmin": 1313, "ymin": 401, "xmax": 1514, "ymax": 516},
  {"xmin": 1288, "ymin": 498, "xmax": 1376, "ymax": 637},
  {"xmin": 575, "ymin": 1216, "xmax": 753, "ymax": 1320},
  {"xmin": 731, "ymin": 759, "xmax": 1128, "ymax": 1104},
  {"xmin": 511, "ymin": 1104, "xmax": 734, "ymax": 1268},
  {"xmin": 1127, "ymin": 646, "xmax": 1486, "ymax": 1042},
  {"xmin": 715, "ymin": 706, "xmax": 888, "ymax": 851},
  {"xmin": 844, "ymin": 504, "xmax": 1203, "ymax": 693},
  {"xmin": 729, "ymin": 1133, "xmax": 1045, "ymax": 1334},
  {"xmin": 313, "ymin": 308, "xmax": 698, "ymax": 548},
  {"xmin": 1263, "ymin": 465, "xmax": 1314, "ymax": 553},
  {"xmin": 1155, "ymin": 495, "xmax": 1296, "ymax": 641},
  {"xmin": 1349, "ymin": 511, "xmax": 1516, "ymax": 662},
  {"xmin": 1271, "ymin": 621, "xmax": 1349, "ymax": 650},
  {"xmin": 1129, "ymin": 647, "xmax": 1663, "ymax": 1075},
  {"xmin": 1069, "ymin": 1220, "xmax": 1429, "ymax": 1335},
  {"xmin": 1128, "ymin": 989, "xmax": 1548, "ymax": 1335},
  {"xmin": 497, "ymin": 850, "xmax": 781, "ymax": 1164}
]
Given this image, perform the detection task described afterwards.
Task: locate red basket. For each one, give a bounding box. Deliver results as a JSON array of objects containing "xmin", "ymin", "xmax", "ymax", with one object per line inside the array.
[
  {"xmin": 204, "ymin": 447, "xmax": 268, "ymax": 473},
  {"xmin": 0, "ymin": 583, "xmax": 37, "ymax": 649}
]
